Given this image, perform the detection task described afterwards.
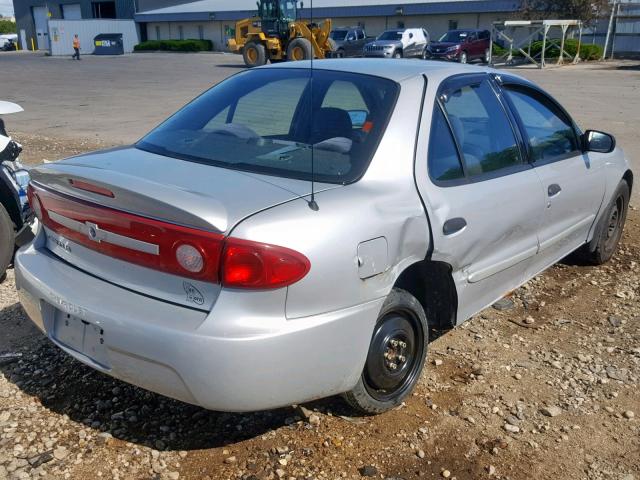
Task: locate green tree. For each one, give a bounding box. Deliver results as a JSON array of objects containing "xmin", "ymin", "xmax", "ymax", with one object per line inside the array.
[
  {"xmin": 521, "ymin": 0, "xmax": 610, "ymax": 25},
  {"xmin": 0, "ymin": 20, "xmax": 16, "ymax": 34}
]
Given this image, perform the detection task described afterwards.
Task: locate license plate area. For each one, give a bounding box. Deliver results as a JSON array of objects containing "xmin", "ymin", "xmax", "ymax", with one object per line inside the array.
[{"xmin": 53, "ymin": 310, "xmax": 111, "ymax": 368}]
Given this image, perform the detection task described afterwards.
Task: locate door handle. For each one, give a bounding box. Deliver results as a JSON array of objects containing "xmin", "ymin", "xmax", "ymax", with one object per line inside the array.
[
  {"xmin": 548, "ymin": 184, "xmax": 562, "ymax": 197},
  {"xmin": 443, "ymin": 217, "xmax": 467, "ymax": 235}
]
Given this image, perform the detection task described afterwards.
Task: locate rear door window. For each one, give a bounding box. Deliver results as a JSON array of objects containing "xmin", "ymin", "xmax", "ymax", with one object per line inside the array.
[
  {"xmin": 503, "ymin": 85, "xmax": 579, "ymax": 163},
  {"xmin": 439, "ymin": 77, "xmax": 522, "ymax": 178},
  {"xmin": 428, "ymin": 106, "xmax": 465, "ymax": 182}
]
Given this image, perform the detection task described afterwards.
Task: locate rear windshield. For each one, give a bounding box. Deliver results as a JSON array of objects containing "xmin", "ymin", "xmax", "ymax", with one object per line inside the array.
[{"xmin": 137, "ymin": 69, "xmax": 399, "ymax": 184}]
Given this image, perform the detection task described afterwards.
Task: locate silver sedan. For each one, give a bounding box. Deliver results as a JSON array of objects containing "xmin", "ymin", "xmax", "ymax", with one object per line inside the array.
[{"xmin": 16, "ymin": 60, "xmax": 633, "ymax": 414}]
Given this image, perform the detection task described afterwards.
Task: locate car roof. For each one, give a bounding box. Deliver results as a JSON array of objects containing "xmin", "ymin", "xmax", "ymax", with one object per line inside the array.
[{"xmin": 261, "ymin": 58, "xmax": 504, "ymax": 83}]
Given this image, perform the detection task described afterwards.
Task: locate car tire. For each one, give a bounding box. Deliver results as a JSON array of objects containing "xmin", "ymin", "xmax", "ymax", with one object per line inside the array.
[
  {"xmin": 0, "ymin": 203, "xmax": 15, "ymax": 280},
  {"xmin": 343, "ymin": 288, "xmax": 428, "ymax": 415},
  {"xmin": 585, "ymin": 180, "xmax": 630, "ymax": 265},
  {"xmin": 459, "ymin": 51, "xmax": 468, "ymax": 64},
  {"xmin": 484, "ymin": 48, "xmax": 491, "ymax": 64},
  {"xmin": 335, "ymin": 48, "xmax": 345, "ymax": 58},
  {"xmin": 243, "ymin": 42, "xmax": 267, "ymax": 67},
  {"xmin": 421, "ymin": 48, "xmax": 429, "ymax": 60},
  {"xmin": 287, "ymin": 37, "xmax": 313, "ymax": 61},
  {"xmin": 392, "ymin": 50, "xmax": 402, "ymax": 59}
]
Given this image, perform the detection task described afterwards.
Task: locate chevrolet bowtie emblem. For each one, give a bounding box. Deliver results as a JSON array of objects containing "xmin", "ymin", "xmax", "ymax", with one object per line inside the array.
[{"xmin": 85, "ymin": 222, "xmax": 102, "ymax": 242}]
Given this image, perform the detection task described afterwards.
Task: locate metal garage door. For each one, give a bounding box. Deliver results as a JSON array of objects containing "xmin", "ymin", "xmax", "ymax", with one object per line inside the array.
[
  {"xmin": 62, "ymin": 4, "xmax": 82, "ymax": 20},
  {"xmin": 32, "ymin": 6, "xmax": 50, "ymax": 50}
]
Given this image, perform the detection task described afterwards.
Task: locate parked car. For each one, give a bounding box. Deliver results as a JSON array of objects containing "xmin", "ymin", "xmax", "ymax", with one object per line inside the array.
[
  {"xmin": 0, "ymin": 34, "xmax": 18, "ymax": 52},
  {"xmin": 17, "ymin": 61, "xmax": 632, "ymax": 414},
  {"xmin": 427, "ymin": 29, "xmax": 491, "ymax": 63},
  {"xmin": 330, "ymin": 27, "xmax": 371, "ymax": 57},
  {"xmin": 363, "ymin": 28, "xmax": 430, "ymax": 59},
  {"xmin": 0, "ymin": 101, "xmax": 33, "ymax": 281}
]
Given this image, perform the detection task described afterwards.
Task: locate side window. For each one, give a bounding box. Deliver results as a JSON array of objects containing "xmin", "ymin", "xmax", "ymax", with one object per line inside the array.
[
  {"xmin": 504, "ymin": 86, "xmax": 578, "ymax": 163},
  {"xmin": 322, "ymin": 80, "xmax": 369, "ymax": 122},
  {"xmin": 440, "ymin": 78, "xmax": 521, "ymax": 177},
  {"xmin": 428, "ymin": 106, "xmax": 465, "ymax": 182},
  {"xmin": 232, "ymin": 78, "xmax": 307, "ymax": 137}
]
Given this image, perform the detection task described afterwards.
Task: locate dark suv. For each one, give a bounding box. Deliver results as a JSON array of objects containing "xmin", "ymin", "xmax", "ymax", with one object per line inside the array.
[
  {"xmin": 330, "ymin": 27, "xmax": 370, "ymax": 58},
  {"xmin": 427, "ymin": 29, "xmax": 490, "ymax": 63}
]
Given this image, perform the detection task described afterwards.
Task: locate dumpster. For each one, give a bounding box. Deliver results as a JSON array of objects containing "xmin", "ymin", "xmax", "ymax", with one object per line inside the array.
[{"xmin": 93, "ymin": 33, "xmax": 124, "ymax": 55}]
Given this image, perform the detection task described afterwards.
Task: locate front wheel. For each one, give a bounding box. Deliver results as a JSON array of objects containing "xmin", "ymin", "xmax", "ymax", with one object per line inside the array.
[
  {"xmin": 0, "ymin": 203, "xmax": 15, "ymax": 281},
  {"xmin": 287, "ymin": 37, "xmax": 313, "ymax": 61},
  {"xmin": 459, "ymin": 51, "xmax": 468, "ymax": 64},
  {"xmin": 242, "ymin": 42, "xmax": 267, "ymax": 67},
  {"xmin": 421, "ymin": 48, "xmax": 429, "ymax": 60},
  {"xmin": 584, "ymin": 180, "xmax": 629, "ymax": 265},
  {"xmin": 484, "ymin": 48, "xmax": 491, "ymax": 64},
  {"xmin": 343, "ymin": 288, "xmax": 428, "ymax": 414},
  {"xmin": 392, "ymin": 50, "xmax": 402, "ymax": 59}
]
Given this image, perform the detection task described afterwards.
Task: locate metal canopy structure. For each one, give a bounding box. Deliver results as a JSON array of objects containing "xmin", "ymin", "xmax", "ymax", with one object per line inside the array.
[{"xmin": 490, "ymin": 19, "xmax": 583, "ymax": 68}]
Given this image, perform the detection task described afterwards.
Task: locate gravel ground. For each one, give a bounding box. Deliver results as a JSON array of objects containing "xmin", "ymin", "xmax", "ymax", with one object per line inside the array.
[{"xmin": 0, "ymin": 134, "xmax": 638, "ymax": 480}]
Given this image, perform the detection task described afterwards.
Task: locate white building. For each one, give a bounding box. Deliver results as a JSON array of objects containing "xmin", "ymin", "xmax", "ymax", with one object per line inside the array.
[{"xmin": 134, "ymin": 0, "xmax": 524, "ymax": 51}]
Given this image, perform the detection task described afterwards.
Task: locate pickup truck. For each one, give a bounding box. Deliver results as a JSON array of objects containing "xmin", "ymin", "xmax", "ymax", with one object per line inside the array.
[{"xmin": 330, "ymin": 27, "xmax": 371, "ymax": 58}]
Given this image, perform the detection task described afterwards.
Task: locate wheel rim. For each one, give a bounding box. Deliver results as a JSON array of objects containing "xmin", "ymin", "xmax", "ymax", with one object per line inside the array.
[
  {"xmin": 394, "ymin": 52, "xmax": 401, "ymax": 58},
  {"xmin": 246, "ymin": 47, "xmax": 258, "ymax": 64},
  {"xmin": 460, "ymin": 52, "xmax": 467, "ymax": 63},
  {"xmin": 485, "ymin": 49, "xmax": 490, "ymax": 63},
  {"xmin": 291, "ymin": 46, "xmax": 305, "ymax": 61},
  {"xmin": 604, "ymin": 195, "xmax": 624, "ymax": 250},
  {"xmin": 363, "ymin": 311, "xmax": 424, "ymax": 402}
]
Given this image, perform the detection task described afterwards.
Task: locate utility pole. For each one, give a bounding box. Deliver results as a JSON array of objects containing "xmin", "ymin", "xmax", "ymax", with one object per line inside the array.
[{"xmin": 602, "ymin": 0, "xmax": 617, "ymax": 59}]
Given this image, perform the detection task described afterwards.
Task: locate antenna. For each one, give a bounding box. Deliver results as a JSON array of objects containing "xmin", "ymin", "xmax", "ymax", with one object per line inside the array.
[{"xmin": 307, "ymin": 0, "xmax": 319, "ymax": 211}]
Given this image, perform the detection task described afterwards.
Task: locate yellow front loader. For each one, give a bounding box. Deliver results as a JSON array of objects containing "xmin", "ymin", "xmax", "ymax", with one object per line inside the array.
[{"xmin": 227, "ymin": 0, "xmax": 335, "ymax": 67}]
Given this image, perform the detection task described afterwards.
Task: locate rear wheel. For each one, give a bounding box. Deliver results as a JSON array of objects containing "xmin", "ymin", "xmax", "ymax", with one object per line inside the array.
[
  {"xmin": 0, "ymin": 203, "xmax": 15, "ymax": 281},
  {"xmin": 287, "ymin": 38, "xmax": 313, "ymax": 61},
  {"xmin": 459, "ymin": 51, "xmax": 468, "ymax": 64},
  {"xmin": 243, "ymin": 42, "xmax": 267, "ymax": 68},
  {"xmin": 585, "ymin": 181, "xmax": 629, "ymax": 265},
  {"xmin": 343, "ymin": 288, "xmax": 428, "ymax": 414}
]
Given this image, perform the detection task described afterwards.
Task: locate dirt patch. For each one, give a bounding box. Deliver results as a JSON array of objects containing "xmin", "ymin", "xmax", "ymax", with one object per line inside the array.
[{"xmin": 0, "ymin": 138, "xmax": 638, "ymax": 480}]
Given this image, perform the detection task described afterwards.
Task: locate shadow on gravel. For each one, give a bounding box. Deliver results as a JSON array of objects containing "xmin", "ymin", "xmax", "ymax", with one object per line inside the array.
[{"xmin": 0, "ymin": 302, "xmax": 345, "ymax": 452}]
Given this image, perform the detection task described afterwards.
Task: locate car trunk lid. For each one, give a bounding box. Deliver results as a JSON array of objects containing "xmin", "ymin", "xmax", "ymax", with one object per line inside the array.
[{"xmin": 29, "ymin": 146, "xmax": 336, "ymax": 310}]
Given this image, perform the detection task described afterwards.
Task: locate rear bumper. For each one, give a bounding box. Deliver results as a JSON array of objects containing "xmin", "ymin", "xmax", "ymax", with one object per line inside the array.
[{"xmin": 15, "ymin": 241, "xmax": 381, "ymax": 412}]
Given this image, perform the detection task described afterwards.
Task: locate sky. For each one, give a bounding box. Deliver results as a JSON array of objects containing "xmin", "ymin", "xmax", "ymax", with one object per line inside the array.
[{"xmin": 0, "ymin": 0, "xmax": 13, "ymax": 17}]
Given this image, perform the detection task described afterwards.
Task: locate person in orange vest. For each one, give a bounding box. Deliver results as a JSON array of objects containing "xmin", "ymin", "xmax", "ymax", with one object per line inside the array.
[{"xmin": 72, "ymin": 34, "xmax": 81, "ymax": 60}]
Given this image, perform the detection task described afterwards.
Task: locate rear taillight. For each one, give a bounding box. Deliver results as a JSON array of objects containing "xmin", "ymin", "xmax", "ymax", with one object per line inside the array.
[
  {"xmin": 27, "ymin": 184, "xmax": 42, "ymax": 220},
  {"xmin": 222, "ymin": 238, "xmax": 311, "ymax": 289},
  {"xmin": 31, "ymin": 183, "xmax": 224, "ymax": 281},
  {"xmin": 30, "ymin": 183, "xmax": 310, "ymax": 289}
]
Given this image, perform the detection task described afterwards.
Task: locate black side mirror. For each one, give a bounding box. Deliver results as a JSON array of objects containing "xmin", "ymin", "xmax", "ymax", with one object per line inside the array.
[{"xmin": 583, "ymin": 130, "xmax": 615, "ymax": 153}]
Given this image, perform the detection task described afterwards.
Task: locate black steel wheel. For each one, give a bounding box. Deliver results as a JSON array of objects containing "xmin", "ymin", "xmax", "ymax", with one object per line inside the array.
[
  {"xmin": 585, "ymin": 180, "xmax": 629, "ymax": 265},
  {"xmin": 343, "ymin": 288, "xmax": 428, "ymax": 414}
]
